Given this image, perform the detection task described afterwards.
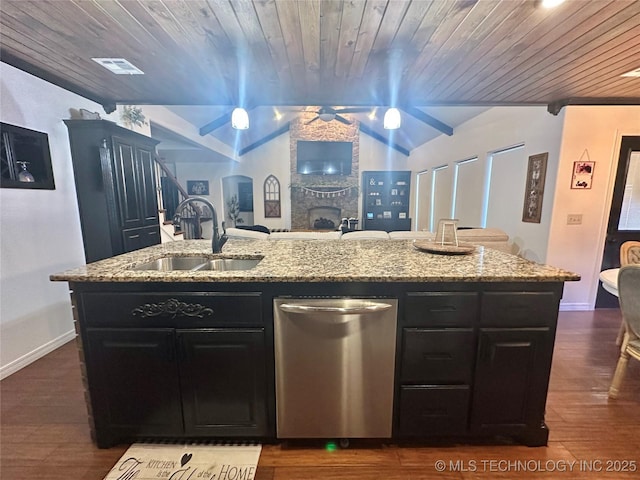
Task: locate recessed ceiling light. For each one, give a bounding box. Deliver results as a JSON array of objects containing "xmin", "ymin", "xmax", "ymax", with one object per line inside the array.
[
  {"xmin": 92, "ymin": 58, "xmax": 144, "ymax": 75},
  {"xmin": 621, "ymin": 67, "xmax": 640, "ymax": 78}
]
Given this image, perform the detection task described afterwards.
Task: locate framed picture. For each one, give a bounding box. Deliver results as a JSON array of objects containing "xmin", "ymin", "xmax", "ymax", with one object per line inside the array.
[
  {"xmin": 571, "ymin": 161, "xmax": 595, "ymax": 189},
  {"xmin": 1, "ymin": 122, "xmax": 55, "ymax": 190},
  {"xmin": 522, "ymin": 152, "xmax": 548, "ymax": 224},
  {"xmin": 187, "ymin": 180, "xmax": 209, "ymax": 196}
]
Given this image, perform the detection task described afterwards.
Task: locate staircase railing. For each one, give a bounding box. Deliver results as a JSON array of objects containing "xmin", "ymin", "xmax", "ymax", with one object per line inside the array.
[{"xmin": 153, "ymin": 155, "xmax": 210, "ymax": 240}]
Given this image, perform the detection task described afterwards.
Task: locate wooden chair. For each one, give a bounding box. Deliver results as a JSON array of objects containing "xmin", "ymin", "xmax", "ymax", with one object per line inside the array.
[
  {"xmin": 621, "ymin": 241, "xmax": 640, "ymax": 266},
  {"xmin": 615, "ymin": 241, "xmax": 640, "ymax": 344},
  {"xmin": 608, "ymin": 265, "xmax": 640, "ymax": 399}
]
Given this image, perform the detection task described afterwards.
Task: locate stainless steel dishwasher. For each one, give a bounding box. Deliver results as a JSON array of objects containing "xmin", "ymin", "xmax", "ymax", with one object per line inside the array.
[{"xmin": 274, "ymin": 298, "xmax": 398, "ymax": 439}]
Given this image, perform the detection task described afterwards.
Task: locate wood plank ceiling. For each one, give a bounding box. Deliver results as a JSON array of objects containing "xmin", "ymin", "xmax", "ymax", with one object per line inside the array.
[{"xmin": 1, "ymin": 0, "xmax": 639, "ymax": 153}]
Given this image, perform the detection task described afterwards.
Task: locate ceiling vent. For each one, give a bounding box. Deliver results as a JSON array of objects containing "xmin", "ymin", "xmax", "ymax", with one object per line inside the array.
[
  {"xmin": 621, "ymin": 67, "xmax": 640, "ymax": 78},
  {"xmin": 92, "ymin": 58, "xmax": 144, "ymax": 75}
]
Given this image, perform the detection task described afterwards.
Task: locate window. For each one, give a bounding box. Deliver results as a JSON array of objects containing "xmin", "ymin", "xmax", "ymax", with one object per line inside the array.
[
  {"xmin": 264, "ymin": 175, "xmax": 281, "ymax": 218},
  {"xmin": 430, "ymin": 165, "xmax": 450, "ymax": 232},
  {"xmin": 1, "ymin": 122, "xmax": 55, "ymax": 189},
  {"xmin": 452, "ymin": 157, "xmax": 482, "ymax": 227},
  {"xmin": 485, "ymin": 144, "xmax": 525, "ymax": 231}
]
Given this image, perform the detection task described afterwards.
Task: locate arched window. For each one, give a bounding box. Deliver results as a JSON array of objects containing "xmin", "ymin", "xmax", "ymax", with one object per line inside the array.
[{"xmin": 264, "ymin": 175, "xmax": 281, "ymax": 218}]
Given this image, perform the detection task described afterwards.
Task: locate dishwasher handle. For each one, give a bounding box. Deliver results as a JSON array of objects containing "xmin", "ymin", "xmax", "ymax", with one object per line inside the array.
[{"xmin": 279, "ymin": 302, "xmax": 393, "ymax": 315}]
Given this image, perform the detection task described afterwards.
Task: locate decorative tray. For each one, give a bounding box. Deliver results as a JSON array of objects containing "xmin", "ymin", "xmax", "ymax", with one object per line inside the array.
[{"xmin": 412, "ymin": 240, "xmax": 476, "ymax": 255}]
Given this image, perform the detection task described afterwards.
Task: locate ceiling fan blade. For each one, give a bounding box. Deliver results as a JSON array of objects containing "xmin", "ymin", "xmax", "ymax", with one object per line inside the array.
[
  {"xmin": 335, "ymin": 107, "xmax": 370, "ymax": 113},
  {"xmin": 335, "ymin": 115, "xmax": 352, "ymax": 125},
  {"xmin": 306, "ymin": 116, "xmax": 320, "ymax": 125}
]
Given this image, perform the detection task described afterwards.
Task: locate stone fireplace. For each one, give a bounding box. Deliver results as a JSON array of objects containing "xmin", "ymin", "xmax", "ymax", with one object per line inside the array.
[{"xmin": 290, "ymin": 111, "xmax": 359, "ymax": 231}]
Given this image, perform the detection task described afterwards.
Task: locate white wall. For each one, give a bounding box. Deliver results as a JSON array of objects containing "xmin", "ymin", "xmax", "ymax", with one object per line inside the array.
[
  {"xmin": 407, "ymin": 106, "xmax": 565, "ymax": 262},
  {"xmin": 546, "ymin": 106, "xmax": 640, "ymax": 310},
  {"xmin": 0, "ymin": 63, "xmax": 119, "ymax": 377}
]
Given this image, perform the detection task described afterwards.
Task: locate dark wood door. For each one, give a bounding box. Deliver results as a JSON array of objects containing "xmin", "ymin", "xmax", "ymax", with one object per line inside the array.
[
  {"xmin": 136, "ymin": 146, "xmax": 160, "ymax": 226},
  {"xmin": 178, "ymin": 329, "xmax": 269, "ymax": 437},
  {"xmin": 596, "ymin": 136, "xmax": 640, "ymax": 307},
  {"xmin": 85, "ymin": 328, "xmax": 183, "ymax": 446},
  {"xmin": 113, "ymin": 137, "xmax": 143, "ymax": 229},
  {"xmin": 470, "ymin": 328, "xmax": 552, "ymax": 442}
]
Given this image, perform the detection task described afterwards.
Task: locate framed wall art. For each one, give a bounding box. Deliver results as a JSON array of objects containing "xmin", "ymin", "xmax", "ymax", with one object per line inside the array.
[
  {"xmin": 522, "ymin": 152, "xmax": 548, "ymax": 224},
  {"xmin": 187, "ymin": 180, "xmax": 209, "ymax": 196},
  {"xmin": 1, "ymin": 122, "xmax": 55, "ymax": 190},
  {"xmin": 263, "ymin": 174, "xmax": 281, "ymax": 218},
  {"xmin": 571, "ymin": 160, "xmax": 595, "ymax": 189}
]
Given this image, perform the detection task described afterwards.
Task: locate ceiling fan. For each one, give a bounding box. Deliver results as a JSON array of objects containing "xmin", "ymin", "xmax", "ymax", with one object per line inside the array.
[{"xmin": 306, "ymin": 106, "xmax": 370, "ymax": 125}]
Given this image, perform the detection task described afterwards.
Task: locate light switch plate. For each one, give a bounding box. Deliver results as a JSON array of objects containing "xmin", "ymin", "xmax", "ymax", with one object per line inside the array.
[{"xmin": 567, "ymin": 214, "xmax": 583, "ymax": 225}]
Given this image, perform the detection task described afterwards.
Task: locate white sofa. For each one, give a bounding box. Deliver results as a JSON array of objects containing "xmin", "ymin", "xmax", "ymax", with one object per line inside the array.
[{"xmin": 225, "ymin": 227, "xmax": 517, "ymax": 254}]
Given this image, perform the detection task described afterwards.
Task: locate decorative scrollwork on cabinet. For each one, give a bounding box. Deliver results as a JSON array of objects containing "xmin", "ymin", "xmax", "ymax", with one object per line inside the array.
[{"xmin": 132, "ymin": 298, "xmax": 214, "ymax": 319}]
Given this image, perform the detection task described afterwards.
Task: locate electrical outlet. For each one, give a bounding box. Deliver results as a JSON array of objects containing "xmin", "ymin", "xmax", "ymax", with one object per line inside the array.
[{"xmin": 567, "ymin": 214, "xmax": 583, "ymax": 225}]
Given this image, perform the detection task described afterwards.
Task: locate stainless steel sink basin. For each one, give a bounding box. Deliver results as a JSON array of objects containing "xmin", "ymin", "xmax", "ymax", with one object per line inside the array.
[
  {"xmin": 194, "ymin": 258, "xmax": 262, "ymax": 271},
  {"xmin": 132, "ymin": 256, "xmax": 210, "ymax": 271},
  {"xmin": 131, "ymin": 256, "xmax": 262, "ymax": 272}
]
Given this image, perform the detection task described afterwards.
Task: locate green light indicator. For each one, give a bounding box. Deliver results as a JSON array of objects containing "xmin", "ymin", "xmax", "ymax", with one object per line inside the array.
[{"xmin": 325, "ymin": 441, "xmax": 337, "ymax": 452}]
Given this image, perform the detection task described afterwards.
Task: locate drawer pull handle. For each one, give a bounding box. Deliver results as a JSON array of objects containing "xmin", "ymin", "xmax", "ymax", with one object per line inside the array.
[
  {"xmin": 420, "ymin": 408, "xmax": 448, "ymax": 417},
  {"xmin": 131, "ymin": 298, "xmax": 214, "ymax": 319},
  {"xmin": 429, "ymin": 306, "xmax": 456, "ymax": 312},
  {"xmin": 422, "ymin": 353, "xmax": 453, "ymax": 360}
]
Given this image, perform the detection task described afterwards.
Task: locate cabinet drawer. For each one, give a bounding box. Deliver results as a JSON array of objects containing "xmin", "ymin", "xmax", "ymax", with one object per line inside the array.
[
  {"xmin": 480, "ymin": 292, "xmax": 558, "ymax": 327},
  {"xmin": 398, "ymin": 385, "xmax": 470, "ymax": 436},
  {"xmin": 122, "ymin": 226, "xmax": 160, "ymax": 253},
  {"xmin": 404, "ymin": 292, "xmax": 478, "ymax": 327},
  {"xmin": 80, "ymin": 292, "xmax": 262, "ymax": 328},
  {"xmin": 401, "ymin": 329, "xmax": 475, "ymax": 383}
]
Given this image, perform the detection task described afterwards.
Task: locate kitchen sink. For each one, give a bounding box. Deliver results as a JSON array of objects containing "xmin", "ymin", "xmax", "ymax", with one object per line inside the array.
[
  {"xmin": 132, "ymin": 256, "xmax": 210, "ymax": 271},
  {"xmin": 131, "ymin": 255, "xmax": 262, "ymax": 272},
  {"xmin": 194, "ymin": 258, "xmax": 262, "ymax": 271}
]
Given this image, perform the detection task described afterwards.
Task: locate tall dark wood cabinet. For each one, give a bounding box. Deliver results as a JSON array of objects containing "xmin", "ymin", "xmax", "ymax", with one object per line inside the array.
[
  {"xmin": 362, "ymin": 171, "xmax": 411, "ymax": 231},
  {"xmin": 64, "ymin": 120, "xmax": 161, "ymax": 263}
]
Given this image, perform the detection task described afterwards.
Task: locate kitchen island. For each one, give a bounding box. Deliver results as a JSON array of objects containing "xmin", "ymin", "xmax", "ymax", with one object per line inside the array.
[{"xmin": 51, "ymin": 239, "xmax": 579, "ymax": 448}]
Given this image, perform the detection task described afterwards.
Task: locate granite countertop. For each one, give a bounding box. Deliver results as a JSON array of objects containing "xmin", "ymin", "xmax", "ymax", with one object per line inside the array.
[{"xmin": 50, "ymin": 239, "xmax": 581, "ymax": 283}]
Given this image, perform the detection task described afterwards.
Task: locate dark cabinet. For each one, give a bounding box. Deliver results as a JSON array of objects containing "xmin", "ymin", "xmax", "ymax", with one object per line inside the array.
[
  {"xmin": 86, "ymin": 328, "xmax": 183, "ymax": 446},
  {"xmin": 397, "ymin": 288, "xmax": 559, "ymax": 445},
  {"xmin": 470, "ymin": 328, "xmax": 553, "ymax": 443},
  {"xmin": 78, "ymin": 291, "xmax": 270, "ymax": 447},
  {"xmin": 362, "ymin": 171, "xmax": 411, "ymax": 231},
  {"xmin": 179, "ymin": 329, "xmax": 268, "ymax": 437},
  {"xmin": 397, "ymin": 292, "xmax": 478, "ymax": 437},
  {"xmin": 64, "ymin": 120, "xmax": 161, "ymax": 263}
]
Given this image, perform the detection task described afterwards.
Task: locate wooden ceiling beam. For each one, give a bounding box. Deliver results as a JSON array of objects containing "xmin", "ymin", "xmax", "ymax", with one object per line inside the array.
[
  {"xmin": 199, "ymin": 111, "xmax": 233, "ymax": 136},
  {"xmin": 547, "ymin": 97, "xmax": 640, "ymax": 116},
  {"xmin": 359, "ymin": 124, "xmax": 410, "ymax": 156},
  {"xmin": 403, "ymin": 107, "xmax": 453, "ymax": 136},
  {"xmin": 238, "ymin": 123, "xmax": 291, "ymax": 156}
]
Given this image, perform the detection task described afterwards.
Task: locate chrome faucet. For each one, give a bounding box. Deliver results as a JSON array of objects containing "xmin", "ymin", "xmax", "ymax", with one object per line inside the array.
[{"xmin": 173, "ymin": 196, "xmax": 227, "ymax": 253}]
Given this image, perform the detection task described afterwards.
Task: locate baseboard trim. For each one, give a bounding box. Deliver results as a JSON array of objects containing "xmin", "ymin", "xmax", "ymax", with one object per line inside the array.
[
  {"xmin": 0, "ymin": 330, "xmax": 76, "ymax": 380},
  {"xmin": 559, "ymin": 302, "xmax": 592, "ymax": 312}
]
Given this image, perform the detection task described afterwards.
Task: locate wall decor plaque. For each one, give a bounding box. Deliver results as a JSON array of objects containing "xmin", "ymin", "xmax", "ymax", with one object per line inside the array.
[{"xmin": 522, "ymin": 152, "xmax": 548, "ymax": 224}]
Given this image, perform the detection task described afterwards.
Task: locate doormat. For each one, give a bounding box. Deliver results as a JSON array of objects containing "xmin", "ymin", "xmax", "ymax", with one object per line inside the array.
[{"xmin": 104, "ymin": 442, "xmax": 262, "ymax": 480}]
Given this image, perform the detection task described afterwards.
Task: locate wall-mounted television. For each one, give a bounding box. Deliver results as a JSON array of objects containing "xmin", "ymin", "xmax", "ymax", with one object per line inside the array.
[{"xmin": 296, "ymin": 140, "xmax": 352, "ymax": 175}]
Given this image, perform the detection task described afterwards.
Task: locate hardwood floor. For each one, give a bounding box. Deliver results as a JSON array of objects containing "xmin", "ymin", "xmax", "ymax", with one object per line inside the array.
[{"xmin": 2, "ymin": 309, "xmax": 638, "ymax": 479}]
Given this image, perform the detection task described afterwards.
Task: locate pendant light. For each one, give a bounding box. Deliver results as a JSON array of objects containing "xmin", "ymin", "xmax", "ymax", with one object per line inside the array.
[
  {"xmin": 232, "ymin": 108, "xmax": 249, "ymax": 130},
  {"xmin": 383, "ymin": 108, "xmax": 401, "ymax": 129}
]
